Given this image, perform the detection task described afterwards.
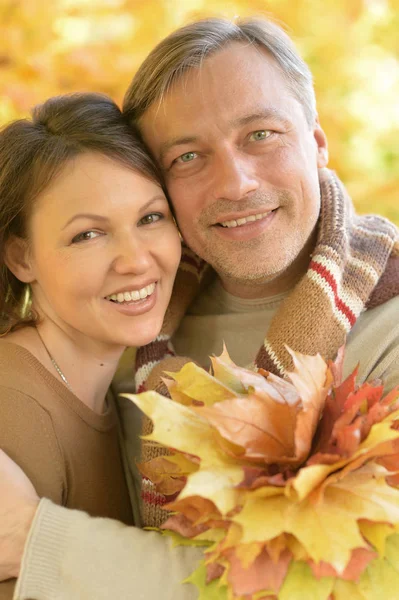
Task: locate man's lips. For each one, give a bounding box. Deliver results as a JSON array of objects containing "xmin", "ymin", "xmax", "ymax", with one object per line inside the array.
[
  {"xmin": 211, "ymin": 209, "xmax": 278, "ymax": 241},
  {"xmin": 213, "ymin": 208, "xmax": 278, "ymax": 228}
]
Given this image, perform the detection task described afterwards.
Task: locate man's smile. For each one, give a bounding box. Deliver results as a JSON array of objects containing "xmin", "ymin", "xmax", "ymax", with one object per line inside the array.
[
  {"xmin": 216, "ymin": 209, "xmax": 278, "ymax": 228},
  {"xmin": 212, "ymin": 209, "xmax": 278, "ymax": 241}
]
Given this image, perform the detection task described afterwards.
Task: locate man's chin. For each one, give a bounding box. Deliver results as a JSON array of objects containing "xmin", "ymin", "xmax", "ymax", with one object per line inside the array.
[{"xmin": 207, "ymin": 252, "xmax": 304, "ymax": 297}]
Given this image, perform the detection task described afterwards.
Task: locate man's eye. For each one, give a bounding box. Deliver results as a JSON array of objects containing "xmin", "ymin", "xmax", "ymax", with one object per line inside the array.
[
  {"xmin": 249, "ymin": 130, "xmax": 271, "ymax": 141},
  {"xmin": 139, "ymin": 213, "xmax": 162, "ymax": 225},
  {"xmin": 72, "ymin": 230, "xmax": 101, "ymax": 243},
  {"xmin": 178, "ymin": 151, "xmax": 197, "ymax": 163}
]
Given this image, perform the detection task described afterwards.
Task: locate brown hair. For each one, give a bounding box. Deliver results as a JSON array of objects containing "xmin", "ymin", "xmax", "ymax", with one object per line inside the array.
[
  {"xmin": 0, "ymin": 92, "xmax": 163, "ymax": 334},
  {"xmin": 123, "ymin": 17, "xmax": 316, "ymax": 127}
]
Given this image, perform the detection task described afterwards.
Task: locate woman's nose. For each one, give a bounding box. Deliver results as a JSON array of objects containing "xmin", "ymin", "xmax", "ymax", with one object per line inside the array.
[{"xmin": 112, "ymin": 236, "xmax": 153, "ymax": 275}]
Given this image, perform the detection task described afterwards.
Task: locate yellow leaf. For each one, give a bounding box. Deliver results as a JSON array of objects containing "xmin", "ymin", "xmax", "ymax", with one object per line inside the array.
[
  {"xmin": 326, "ymin": 463, "xmax": 399, "ymax": 525},
  {"xmin": 331, "ymin": 578, "xmax": 368, "ymax": 600},
  {"xmin": 232, "ymin": 463, "xmax": 399, "ymax": 574},
  {"xmin": 358, "ymin": 521, "xmax": 395, "ymax": 557},
  {"xmin": 183, "ymin": 562, "xmax": 228, "ymax": 600},
  {"xmin": 278, "ymin": 561, "xmax": 334, "ymax": 600},
  {"xmin": 232, "ymin": 493, "xmax": 290, "ymax": 545},
  {"xmin": 160, "ymin": 453, "xmax": 199, "ymax": 474},
  {"xmin": 124, "ymin": 391, "xmax": 245, "ymax": 513},
  {"xmin": 179, "ymin": 467, "xmax": 244, "ymax": 515},
  {"xmin": 288, "ymin": 463, "xmax": 399, "ymax": 572},
  {"xmin": 288, "ymin": 463, "xmax": 334, "ymax": 501},
  {"xmin": 234, "ymin": 542, "xmax": 264, "ymax": 569},
  {"xmin": 164, "ymin": 362, "xmax": 237, "ymax": 406},
  {"xmin": 124, "ymin": 391, "xmax": 226, "ymax": 463},
  {"xmin": 211, "ymin": 346, "xmax": 296, "ymax": 399},
  {"xmin": 351, "ymin": 534, "xmax": 399, "ymax": 600}
]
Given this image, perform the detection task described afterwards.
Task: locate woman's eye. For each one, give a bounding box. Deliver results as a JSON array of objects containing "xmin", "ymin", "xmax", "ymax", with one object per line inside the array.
[
  {"xmin": 177, "ymin": 151, "xmax": 197, "ymax": 163},
  {"xmin": 71, "ymin": 230, "xmax": 101, "ymax": 243},
  {"xmin": 139, "ymin": 213, "xmax": 163, "ymax": 226},
  {"xmin": 249, "ymin": 130, "xmax": 271, "ymax": 141}
]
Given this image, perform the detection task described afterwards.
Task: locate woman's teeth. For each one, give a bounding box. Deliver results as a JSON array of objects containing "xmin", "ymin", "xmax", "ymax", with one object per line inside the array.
[
  {"xmin": 220, "ymin": 211, "xmax": 272, "ymax": 228},
  {"xmin": 106, "ymin": 283, "xmax": 156, "ymax": 303}
]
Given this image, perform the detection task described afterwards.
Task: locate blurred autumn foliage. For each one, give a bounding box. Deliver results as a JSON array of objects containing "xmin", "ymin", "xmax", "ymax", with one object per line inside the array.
[{"xmin": 1, "ymin": 0, "xmax": 398, "ymax": 222}]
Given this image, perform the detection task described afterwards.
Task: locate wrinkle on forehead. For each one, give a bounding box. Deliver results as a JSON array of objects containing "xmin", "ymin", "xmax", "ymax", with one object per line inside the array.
[
  {"xmin": 150, "ymin": 41, "xmax": 292, "ymax": 118},
  {"xmin": 140, "ymin": 42, "xmax": 305, "ymax": 157}
]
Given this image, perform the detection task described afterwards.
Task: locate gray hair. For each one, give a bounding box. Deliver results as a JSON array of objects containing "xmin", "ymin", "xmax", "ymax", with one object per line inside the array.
[{"xmin": 123, "ymin": 17, "xmax": 317, "ymax": 127}]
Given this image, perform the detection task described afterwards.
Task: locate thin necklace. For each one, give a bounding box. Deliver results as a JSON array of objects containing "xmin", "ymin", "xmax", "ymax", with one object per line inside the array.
[{"xmin": 36, "ymin": 329, "xmax": 73, "ymax": 393}]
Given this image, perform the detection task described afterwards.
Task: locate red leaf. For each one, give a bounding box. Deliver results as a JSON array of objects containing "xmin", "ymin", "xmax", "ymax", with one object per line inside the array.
[
  {"xmin": 225, "ymin": 547, "xmax": 292, "ymax": 595},
  {"xmin": 308, "ymin": 546, "xmax": 376, "ymax": 581}
]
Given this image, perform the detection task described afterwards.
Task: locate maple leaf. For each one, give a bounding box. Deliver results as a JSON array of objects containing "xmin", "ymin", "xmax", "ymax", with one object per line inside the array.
[
  {"xmin": 278, "ymin": 561, "xmax": 334, "ymax": 600},
  {"xmin": 184, "ymin": 562, "xmax": 228, "ymax": 600},
  {"xmin": 193, "ymin": 394, "xmax": 297, "ymax": 464},
  {"xmin": 308, "ymin": 547, "xmax": 377, "ymax": 581},
  {"xmin": 125, "ymin": 348, "xmax": 399, "ymax": 599},
  {"xmin": 137, "ymin": 456, "xmax": 188, "ymax": 495},
  {"xmin": 192, "ymin": 347, "xmax": 331, "ymax": 469},
  {"xmin": 224, "ymin": 546, "xmax": 292, "ymax": 596},
  {"xmin": 164, "ymin": 361, "xmax": 237, "ymax": 406}
]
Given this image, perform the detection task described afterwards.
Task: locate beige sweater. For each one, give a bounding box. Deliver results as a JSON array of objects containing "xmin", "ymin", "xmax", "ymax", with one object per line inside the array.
[{"xmin": 13, "ymin": 294, "xmax": 399, "ymax": 600}]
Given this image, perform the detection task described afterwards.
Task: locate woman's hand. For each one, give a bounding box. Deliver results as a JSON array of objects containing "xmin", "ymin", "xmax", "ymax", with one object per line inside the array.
[{"xmin": 0, "ymin": 449, "xmax": 39, "ymax": 580}]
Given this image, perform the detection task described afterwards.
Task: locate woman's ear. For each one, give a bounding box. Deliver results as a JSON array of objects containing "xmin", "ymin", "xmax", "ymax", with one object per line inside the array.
[{"xmin": 4, "ymin": 237, "xmax": 36, "ymax": 283}]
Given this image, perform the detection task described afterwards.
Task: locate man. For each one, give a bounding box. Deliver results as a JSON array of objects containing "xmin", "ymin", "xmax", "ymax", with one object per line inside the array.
[{"xmin": 1, "ymin": 17, "xmax": 398, "ymax": 600}]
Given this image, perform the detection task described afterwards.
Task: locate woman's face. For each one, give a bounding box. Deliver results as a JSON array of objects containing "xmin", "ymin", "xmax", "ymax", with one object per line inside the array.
[{"xmin": 24, "ymin": 152, "xmax": 181, "ymax": 351}]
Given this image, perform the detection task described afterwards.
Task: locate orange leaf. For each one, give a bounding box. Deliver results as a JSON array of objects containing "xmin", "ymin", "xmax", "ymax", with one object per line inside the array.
[
  {"xmin": 225, "ymin": 546, "xmax": 292, "ymax": 595},
  {"xmin": 308, "ymin": 546, "xmax": 377, "ymax": 581}
]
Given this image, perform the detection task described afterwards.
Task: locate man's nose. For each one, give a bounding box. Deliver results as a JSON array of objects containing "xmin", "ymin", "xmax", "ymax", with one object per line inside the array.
[
  {"xmin": 112, "ymin": 235, "xmax": 153, "ymax": 275},
  {"xmin": 211, "ymin": 149, "xmax": 259, "ymax": 202}
]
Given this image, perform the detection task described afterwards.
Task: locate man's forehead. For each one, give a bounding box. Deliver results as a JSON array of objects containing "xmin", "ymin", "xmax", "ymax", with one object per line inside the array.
[
  {"xmin": 139, "ymin": 43, "xmax": 297, "ymax": 153},
  {"xmin": 142, "ymin": 57, "xmax": 288, "ymax": 113}
]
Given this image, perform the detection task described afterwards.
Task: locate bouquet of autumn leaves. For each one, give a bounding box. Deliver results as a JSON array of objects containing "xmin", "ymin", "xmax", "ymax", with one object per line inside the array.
[{"xmin": 125, "ymin": 347, "xmax": 399, "ymax": 600}]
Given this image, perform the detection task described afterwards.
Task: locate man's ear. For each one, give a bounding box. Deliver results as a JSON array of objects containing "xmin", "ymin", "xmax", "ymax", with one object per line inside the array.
[
  {"xmin": 4, "ymin": 236, "xmax": 36, "ymax": 283},
  {"xmin": 314, "ymin": 117, "xmax": 329, "ymax": 168}
]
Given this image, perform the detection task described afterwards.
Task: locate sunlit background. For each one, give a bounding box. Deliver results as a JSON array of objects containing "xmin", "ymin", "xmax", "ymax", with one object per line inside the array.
[{"xmin": 1, "ymin": 0, "xmax": 398, "ymax": 222}]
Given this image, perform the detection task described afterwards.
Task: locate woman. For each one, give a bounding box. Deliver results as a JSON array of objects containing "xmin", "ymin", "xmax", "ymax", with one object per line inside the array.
[{"xmin": 0, "ymin": 92, "xmax": 181, "ymax": 597}]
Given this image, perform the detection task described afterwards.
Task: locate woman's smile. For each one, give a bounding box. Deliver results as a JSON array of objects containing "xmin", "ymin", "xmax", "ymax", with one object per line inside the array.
[{"xmin": 103, "ymin": 282, "xmax": 158, "ymax": 316}]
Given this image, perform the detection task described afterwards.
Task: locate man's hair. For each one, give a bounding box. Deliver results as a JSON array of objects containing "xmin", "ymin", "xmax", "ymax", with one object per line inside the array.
[
  {"xmin": 0, "ymin": 92, "xmax": 163, "ymax": 334},
  {"xmin": 123, "ymin": 17, "xmax": 317, "ymax": 127}
]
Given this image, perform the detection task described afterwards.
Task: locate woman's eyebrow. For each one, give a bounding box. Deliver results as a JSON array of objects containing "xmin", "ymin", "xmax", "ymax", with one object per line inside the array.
[
  {"xmin": 62, "ymin": 213, "xmax": 109, "ymax": 230},
  {"xmin": 62, "ymin": 195, "xmax": 166, "ymax": 230}
]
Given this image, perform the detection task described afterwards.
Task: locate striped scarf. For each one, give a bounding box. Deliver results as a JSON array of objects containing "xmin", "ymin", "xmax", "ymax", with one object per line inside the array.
[{"xmin": 135, "ymin": 168, "xmax": 399, "ymax": 527}]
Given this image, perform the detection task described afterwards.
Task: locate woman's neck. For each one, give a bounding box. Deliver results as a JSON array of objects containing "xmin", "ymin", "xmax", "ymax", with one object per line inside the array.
[{"xmin": 5, "ymin": 325, "xmax": 124, "ymax": 414}]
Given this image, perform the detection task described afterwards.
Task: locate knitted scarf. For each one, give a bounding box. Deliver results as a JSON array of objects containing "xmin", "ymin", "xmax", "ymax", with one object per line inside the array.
[{"xmin": 135, "ymin": 169, "xmax": 399, "ymax": 527}]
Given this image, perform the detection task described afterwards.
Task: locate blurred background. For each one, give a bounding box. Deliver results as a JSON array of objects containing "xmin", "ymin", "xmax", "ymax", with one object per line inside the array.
[{"xmin": 0, "ymin": 0, "xmax": 398, "ymax": 223}]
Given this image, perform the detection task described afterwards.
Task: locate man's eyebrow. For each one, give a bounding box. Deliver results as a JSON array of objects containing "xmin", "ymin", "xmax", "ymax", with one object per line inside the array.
[
  {"xmin": 158, "ymin": 109, "xmax": 291, "ymax": 161},
  {"xmin": 230, "ymin": 109, "xmax": 292, "ymax": 128},
  {"xmin": 159, "ymin": 136, "xmax": 198, "ymax": 162}
]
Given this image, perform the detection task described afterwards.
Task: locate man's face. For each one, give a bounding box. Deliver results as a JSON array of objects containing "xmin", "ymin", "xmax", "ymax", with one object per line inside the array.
[{"xmin": 140, "ymin": 42, "xmax": 328, "ymax": 295}]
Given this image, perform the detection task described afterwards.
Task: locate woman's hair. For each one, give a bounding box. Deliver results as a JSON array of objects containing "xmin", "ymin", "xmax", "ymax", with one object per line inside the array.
[
  {"xmin": 0, "ymin": 92, "xmax": 163, "ymax": 334},
  {"xmin": 123, "ymin": 17, "xmax": 316, "ymax": 128}
]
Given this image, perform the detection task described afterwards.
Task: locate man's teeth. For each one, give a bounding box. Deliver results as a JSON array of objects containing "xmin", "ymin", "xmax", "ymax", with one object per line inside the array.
[
  {"xmin": 106, "ymin": 283, "xmax": 156, "ymax": 303},
  {"xmin": 220, "ymin": 211, "xmax": 272, "ymax": 228}
]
